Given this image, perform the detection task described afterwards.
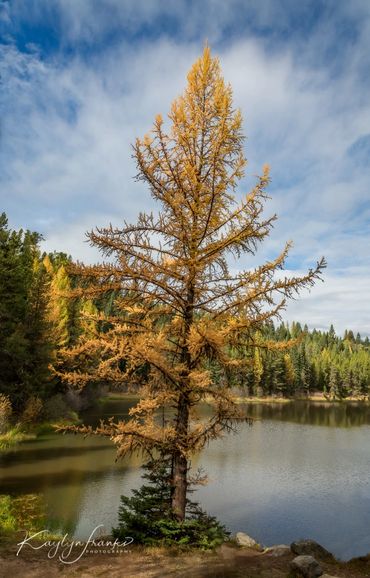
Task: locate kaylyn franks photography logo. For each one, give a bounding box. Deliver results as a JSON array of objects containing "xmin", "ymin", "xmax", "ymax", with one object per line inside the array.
[{"xmin": 16, "ymin": 524, "xmax": 133, "ymax": 564}]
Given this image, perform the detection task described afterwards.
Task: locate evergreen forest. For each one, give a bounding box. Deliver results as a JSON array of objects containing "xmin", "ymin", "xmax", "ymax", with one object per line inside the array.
[{"xmin": 1, "ymin": 211, "xmax": 369, "ymax": 423}]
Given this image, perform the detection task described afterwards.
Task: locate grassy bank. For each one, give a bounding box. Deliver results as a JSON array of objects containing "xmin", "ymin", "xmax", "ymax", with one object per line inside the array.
[
  {"xmin": 0, "ymin": 427, "xmax": 36, "ymax": 450},
  {"xmin": 0, "ymin": 413, "xmax": 80, "ymax": 451}
]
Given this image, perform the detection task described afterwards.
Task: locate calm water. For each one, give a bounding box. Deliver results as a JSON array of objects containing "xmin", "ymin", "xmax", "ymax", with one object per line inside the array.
[{"xmin": 1, "ymin": 398, "xmax": 370, "ymax": 560}]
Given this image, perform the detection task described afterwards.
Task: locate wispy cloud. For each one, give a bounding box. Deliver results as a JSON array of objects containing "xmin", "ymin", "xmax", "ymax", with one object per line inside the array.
[{"xmin": 0, "ymin": 1, "xmax": 369, "ymax": 336}]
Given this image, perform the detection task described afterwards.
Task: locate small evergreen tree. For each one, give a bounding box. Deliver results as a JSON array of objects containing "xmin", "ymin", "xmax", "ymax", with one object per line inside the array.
[
  {"xmin": 283, "ymin": 353, "xmax": 296, "ymax": 396},
  {"xmin": 113, "ymin": 456, "xmax": 229, "ymax": 549},
  {"xmin": 328, "ymin": 365, "xmax": 342, "ymax": 400}
]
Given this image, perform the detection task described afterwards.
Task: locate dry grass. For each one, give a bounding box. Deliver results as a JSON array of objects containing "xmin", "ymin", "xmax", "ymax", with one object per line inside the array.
[{"xmin": 1, "ymin": 536, "xmax": 370, "ymax": 578}]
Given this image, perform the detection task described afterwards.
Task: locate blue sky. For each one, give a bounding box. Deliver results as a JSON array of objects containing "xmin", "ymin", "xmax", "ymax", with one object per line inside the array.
[{"xmin": 1, "ymin": 0, "xmax": 369, "ymax": 336}]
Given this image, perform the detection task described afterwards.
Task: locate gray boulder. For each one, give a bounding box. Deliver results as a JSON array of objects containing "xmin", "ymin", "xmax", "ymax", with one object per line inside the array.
[
  {"xmin": 291, "ymin": 539, "xmax": 334, "ymax": 561},
  {"xmin": 264, "ymin": 544, "xmax": 291, "ymax": 556},
  {"xmin": 235, "ymin": 532, "xmax": 260, "ymax": 549},
  {"xmin": 290, "ymin": 555, "xmax": 323, "ymax": 578}
]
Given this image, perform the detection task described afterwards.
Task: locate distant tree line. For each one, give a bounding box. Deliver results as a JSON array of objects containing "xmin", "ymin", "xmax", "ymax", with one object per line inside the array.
[
  {"xmin": 242, "ymin": 321, "xmax": 370, "ymax": 399},
  {"xmin": 0, "ymin": 212, "xmax": 369, "ymax": 420}
]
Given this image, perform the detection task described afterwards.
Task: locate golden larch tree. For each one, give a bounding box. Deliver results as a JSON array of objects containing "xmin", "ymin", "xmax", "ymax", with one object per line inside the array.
[
  {"xmin": 43, "ymin": 255, "xmax": 71, "ymax": 349},
  {"xmin": 60, "ymin": 47, "xmax": 325, "ymax": 520}
]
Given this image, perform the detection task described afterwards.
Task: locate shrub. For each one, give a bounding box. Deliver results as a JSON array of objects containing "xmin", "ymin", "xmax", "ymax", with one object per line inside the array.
[
  {"xmin": 0, "ymin": 494, "xmax": 46, "ymax": 537},
  {"xmin": 0, "ymin": 426, "xmax": 35, "ymax": 450},
  {"xmin": 0, "ymin": 394, "xmax": 12, "ymax": 434},
  {"xmin": 0, "ymin": 495, "xmax": 16, "ymax": 534},
  {"xmin": 21, "ymin": 396, "xmax": 43, "ymax": 425}
]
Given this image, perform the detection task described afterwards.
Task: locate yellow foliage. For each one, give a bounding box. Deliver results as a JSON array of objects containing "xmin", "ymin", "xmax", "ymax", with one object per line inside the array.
[{"xmin": 58, "ymin": 48, "xmax": 325, "ymax": 518}]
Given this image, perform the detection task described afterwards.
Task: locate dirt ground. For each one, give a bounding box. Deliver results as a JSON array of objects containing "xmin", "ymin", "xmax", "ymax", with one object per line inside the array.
[{"xmin": 1, "ymin": 536, "xmax": 370, "ymax": 578}]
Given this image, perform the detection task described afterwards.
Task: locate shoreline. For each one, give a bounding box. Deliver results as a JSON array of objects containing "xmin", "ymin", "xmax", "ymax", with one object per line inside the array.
[
  {"xmin": 102, "ymin": 391, "xmax": 370, "ymax": 404},
  {"xmin": 234, "ymin": 394, "xmax": 370, "ymax": 403},
  {"xmin": 2, "ymin": 393, "xmax": 368, "ymax": 451},
  {"xmin": 1, "ymin": 532, "xmax": 369, "ymax": 577},
  {"xmin": 0, "ymin": 416, "xmax": 80, "ymax": 451}
]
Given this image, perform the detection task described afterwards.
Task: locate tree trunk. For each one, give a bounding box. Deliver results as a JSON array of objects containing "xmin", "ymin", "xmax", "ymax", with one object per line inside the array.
[
  {"xmin": 172, "ymin": 450, "xmax": 188, "ymax": 521},
  {"xmin": 171, "ymin": 391, "xmax": 189, "ymax": 521},
  {"xmin": 171, "ymin": 274, "xmax": 193, "ymax": 520}
]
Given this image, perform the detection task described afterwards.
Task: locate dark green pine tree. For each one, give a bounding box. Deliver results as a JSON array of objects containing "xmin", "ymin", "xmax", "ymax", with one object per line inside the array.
[
  {"xmin": 342, "ymin": 368, "xmax": 354, "ymax": 397},
  {"xmin": 271, "ymin": 354, "xmax": 287, "ymax": 396},
  {"xmin": 0, "ymin": 214, "xmax": 32, "ymax": 409},
  {"xmin": 24, "ymin": 258, "xmax": 55, "ymax": 399},
  {"xmin": 347, "ymin": 330, "xmax": 355, "ymax": 342},
  {"xmin": 0, "ymin": 213, "xmax": 55, "ymax": 412},
  {"xmin": 328, "ymin": 324, "xmax": 336, "ymax": 343},
  {"xmin": 112, "ymin": 456, "xmax": 229, "ymax": 549},
  {"xmin": 328, "ymin": 365, "xmax": 342, "ymax": 400}
]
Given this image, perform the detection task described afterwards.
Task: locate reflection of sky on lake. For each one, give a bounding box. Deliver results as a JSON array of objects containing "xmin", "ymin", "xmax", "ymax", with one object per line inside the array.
[
  {"xmin": 195, "ymin": 418, "xmax": 370, "ymax": 560},
  {"xmin": 1, "ymin": 399, "xmax": 370, "ymax": 560}
]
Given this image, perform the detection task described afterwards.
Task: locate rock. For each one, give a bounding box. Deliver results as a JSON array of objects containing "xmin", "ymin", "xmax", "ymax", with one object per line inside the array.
[
  {"xmin": 235, "ymin": 532, "xmax": 260, "ymax": 549},
  {"xmin": 291, "ymin": 539, "xmax": 334, "ymax": 561},
  {"xmin": 290, "ymin": 555, "xmax": 323, "ymax": 577},
  {"xmin": 264, "ymin": 544, "xmax": 291, "ymax": 556}
]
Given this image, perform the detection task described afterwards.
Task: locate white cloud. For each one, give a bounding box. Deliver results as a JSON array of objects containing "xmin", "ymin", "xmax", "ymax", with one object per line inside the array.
[
  {"xmin": 0, "ymin": 5, "xmax": 369, "ymax": 336},
  {"xmin": 283, "ymin": 268, "xmax": 370, "ymax": 337},
  {"xmin": 42, "ymin": 214, "xmax": 107, "ymax": 263}
]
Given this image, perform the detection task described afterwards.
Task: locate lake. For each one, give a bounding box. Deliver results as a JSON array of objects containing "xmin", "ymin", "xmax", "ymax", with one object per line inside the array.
[{"xmin": 1, "ymin": 398, "xmax": 370, "ymax": 560}]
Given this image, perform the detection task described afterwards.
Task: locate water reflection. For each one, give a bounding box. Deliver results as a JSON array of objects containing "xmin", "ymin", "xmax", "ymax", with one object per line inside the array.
[
  {"xmin": 1, "ymin": 398, "xmax": 370, "ymax": 560},
  {"xmin": 242, "ymin": 401, "xmax": 370, "ymax": 428}
]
